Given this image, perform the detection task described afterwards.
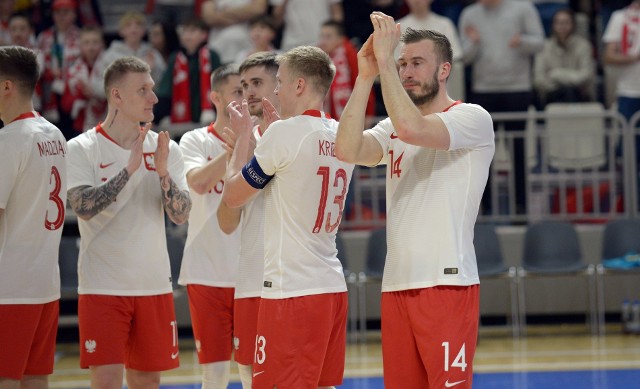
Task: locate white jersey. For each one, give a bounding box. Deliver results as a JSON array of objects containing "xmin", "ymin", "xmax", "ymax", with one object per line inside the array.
[
  {"xmin": 67, "ymin": 124, "xmax": 188, "ymax": 296},
  {"xmin": 0, "ymin": 112, "xmax": 67, "ymax": 304},
  {"xmin": 253, "ymin": 111, "xmax": 354, "ymax": 299},
  {"xmin": 178, "ymin": 125, "xmax": 240, "ymax": 287},
  {"xmin": 367, "ymin": 103, "xmax": 494, "ymax": 292},
  {"xmin": 235, "ymin": 126, "xmax": 266, "ymax": 299},
  {"xmin": 603, "ymin": 8, "xmax": 640, "ymax": 98}
]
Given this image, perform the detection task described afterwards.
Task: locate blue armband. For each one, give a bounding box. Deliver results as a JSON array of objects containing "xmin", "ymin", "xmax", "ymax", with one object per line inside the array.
[{"xmin": 241, "ymin": 157, "xmax": 273, "ymax": 189}]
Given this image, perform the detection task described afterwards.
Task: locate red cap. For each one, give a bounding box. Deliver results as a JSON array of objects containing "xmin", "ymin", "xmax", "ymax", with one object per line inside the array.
[{"xmin": 52, "ymin": 0, "xmax": 77, "ymax": 10}]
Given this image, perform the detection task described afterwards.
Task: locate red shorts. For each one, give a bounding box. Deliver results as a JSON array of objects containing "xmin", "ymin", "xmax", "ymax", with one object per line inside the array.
[
  {"xmin": 233, "ymin": 296, "xmax": 261, "ymax": 366},
  {"xmin": 187, "ymin": 285, "xmax": 235, "ymax": 364},
  {"xmin": 78, "ymin": 294, "xmax": 179, "ymax": 371},
  {"xmin": 252, "ymin": 293, "xmax": 347, "ymax": 389},
  {"xmin": 381, "ymin": 285, "xmax": 480, "ymax": 389},
  {"xmin": 0, "ymin": 301, "xmax": 59, "ymax": 379}
]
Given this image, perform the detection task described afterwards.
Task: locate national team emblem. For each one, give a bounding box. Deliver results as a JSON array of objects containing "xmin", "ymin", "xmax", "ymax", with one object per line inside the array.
[
  {"xmin": 143, "ymin": 152, "xmax": 156, "ymax": 171},
  {"xmin": 233, "ymin": 336, "xmax": 240, "ymax": 350},
  {"xmin": 85, "ymin": 339, "xmax": 97, "ymax": 353},
  {"xmin": 174, "ymin": 101, "xmax": 187, "ymax": 120},
  {"xmin": 195, "ymin": 339, "xmax": 202, "ymax": 353}
]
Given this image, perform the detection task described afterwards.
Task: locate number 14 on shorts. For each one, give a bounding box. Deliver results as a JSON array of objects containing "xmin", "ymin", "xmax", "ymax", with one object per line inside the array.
[{"xmin": 442, "ymin": 342, "xmax": 467, "ymax": 372}]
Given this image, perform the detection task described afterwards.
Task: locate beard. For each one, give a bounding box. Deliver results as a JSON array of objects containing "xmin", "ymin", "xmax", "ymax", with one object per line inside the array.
[{"xmin": 405, "ymin": 71, "xmax": 439, "ymax": 106}]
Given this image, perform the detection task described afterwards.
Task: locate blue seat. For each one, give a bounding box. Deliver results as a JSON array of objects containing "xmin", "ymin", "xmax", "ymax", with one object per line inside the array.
[{"xmin": 518, "ymin": 221, "xmax": 598, "ymax": 335}]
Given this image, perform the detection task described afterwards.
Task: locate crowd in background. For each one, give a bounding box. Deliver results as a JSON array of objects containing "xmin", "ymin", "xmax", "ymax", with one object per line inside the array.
[{"xmin": 0, "ymin": 0, "xmax": 637, "ymax": 141}]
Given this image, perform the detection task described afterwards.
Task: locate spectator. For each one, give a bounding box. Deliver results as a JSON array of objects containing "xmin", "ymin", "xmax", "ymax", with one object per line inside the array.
[
  {"xmin": 201, "ymin": 0, "xmax": 267, "ymax": 64},
  {"xmin": 271, "ymin": 0, "xmax": 343, "ymax": 50},
  {"xmin": 147, "ymin": 0, "xmax": 197, "ymax": 27},
  {"xmin": 234, "ymin": 15, "xmax": 278, "ymax": 63},
  {"xmin": 318, "ymin": 20, "xmax": 376, "ymax": 121},
  {"xmin": 36, "ymin": 0, "xmax": 80, "ymax": 132},
  {"xmin": 155, "ymin": 18, "xmax": 221, "ymax": 125},
  {"xmin": 0, "ymin": 0, "xmax": 14, "ymax": 46},
  {"xmin": 61, "ymin": 26, "xmax": 106, "ymax": 133},
  {"xmin": 431, "ymin": 0, "xmax": 471, "ymax": 26},
  {"xmin": 8, "ymin": 13, "xmax": 35, "ymax": 48},
  {"xmin": 534, "ymin": 8, "xmax": 595, "ymax": 106},
  {"xmin": 459, "ymin": 0, "xmax": 544, "ymax": 214},
  {"xmin": 96, "ymin": 12, "xmax": 166, "ymax": 84},
  {"xmin": 397, "ymin": 0, "xmax": 462, "ymax": 61},
  {"xmin": 528, "ymin": 0, "xmax": 571, "ymax": 36},
  {"xmin": 149, "ymin": 18, "xmax": 180, "ymax": 63},
  {"xmin": 603, "ymin": 0, "xmax": 640, "ymax": 126}
]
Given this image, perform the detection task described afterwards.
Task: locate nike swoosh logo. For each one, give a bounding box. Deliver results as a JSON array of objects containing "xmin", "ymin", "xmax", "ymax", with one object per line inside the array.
[
  {"xmin": 390, "ymin": 133, "xmax": 398, "ymax": 139},
  {"xmin": 99, "ymin": 162, "xmax": 115, "ymax": 169},
  {"xmin": 252, "ymin": 371, "xmax": 265, "ymax": 377},
  {"xmin": 445, "ymin": 379, "xmax": 466, "ymax": 388},
  {"xmin": 171, "ymin": 351, "xmax": 179, "ymax": 359}
]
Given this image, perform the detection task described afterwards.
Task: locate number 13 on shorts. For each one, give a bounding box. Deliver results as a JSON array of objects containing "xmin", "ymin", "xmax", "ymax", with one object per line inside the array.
[
  {"xmin": 442, "ymin": 342, "xmax": 467, "ymax": 372},
  {"xmin": 255, "ymin": 334, "xmax": 266, "ymax": 365}
]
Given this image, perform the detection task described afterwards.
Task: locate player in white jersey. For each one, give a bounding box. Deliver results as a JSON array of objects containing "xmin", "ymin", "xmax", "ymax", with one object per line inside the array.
[
  {"xmin": 336, "ymin": 14, "xmax": 494, "ymax": 389},
  {"xmin": 177, "ymin": 63, "xmax": 243, "ymax": 389},
  {"xmin": 66, "ymin": 56, "xmax": 191, "ymax": 389},
  {"xmin": 0, "ymin": 46, "xmax": 67, "ymax": 388},
  {"xmin": 222, "ymin": 46, "xmax": 354, "ymax": 389},
  {"xmin": 216, "ymin": 52, "xmax": 280, "ymax": 389}
]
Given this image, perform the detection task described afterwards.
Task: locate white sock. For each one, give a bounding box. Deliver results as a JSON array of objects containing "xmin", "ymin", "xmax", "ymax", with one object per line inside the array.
[
  {"xmin": 237, "ymin": 363, "xmax": 253, "ymax": 389},
  {"xmin": 201, "ymin": 361, "xmax": 230, "ymax": 389}
]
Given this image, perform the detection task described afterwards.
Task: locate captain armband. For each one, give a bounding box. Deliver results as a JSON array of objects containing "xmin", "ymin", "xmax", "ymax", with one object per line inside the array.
[{"xmin": 241, "ymin": 157, "xmax": 273, "ymax": 189}]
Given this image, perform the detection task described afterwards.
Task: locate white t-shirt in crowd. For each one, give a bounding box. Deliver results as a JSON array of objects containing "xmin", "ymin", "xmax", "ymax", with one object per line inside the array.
[
  {"xmin": 367, "ymin": 103, "xmax": 494, "ymax": 293},
  {"xmin": 208, "ymin": 0, "xmax": 253, "ymax": 63},
  {"xmin": 178, "ymin": 124, "xmax": 240, "ymax": 287},
  {"xmin": 603, "ymin": 8, "xmax": 640, "ymax": 98},
  {"xmin": 0, "ymin": 113, "xmax": 67, "ymax": 304},
  {"xmin": 269, "ymin": 0, "xmax": 341, "ymax": 50},
  {"xmin": 67, "ymin": 124, "xmax": 188, "ymax": 296},
  {"xmin": 253, "ymin": 111, "xmax": 354, "ymax": 299}
]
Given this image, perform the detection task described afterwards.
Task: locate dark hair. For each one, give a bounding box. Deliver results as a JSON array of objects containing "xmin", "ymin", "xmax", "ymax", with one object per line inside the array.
[
  {"xmin": 552, "ymin": 8, "xmax": 576, "ymax": 34},
  {"xmin": 151, "ymin": 19, "xmax": 180, "ymax": 59},
  {"xmin": 401, "ymin": 28, "xmax": 453, "ymax": 65},
  {"xmin": 249, "ymin": 15, "xmax": 277, "ymax": 33},
  {"xmin": 80, "ymin": 25, "xmax": 104, "ymax": 39},
  {"xmin": 321, "ymin": 20, "xmax": 345, "ymax": 37},
  {"xmin": 180, "ymin": 18, "xmax": 209, "ymax": 33},
  {"xmin": 104, "ymin": 56, "xmax": 150, "ymax": 97},
  {"xmin": 277, "ymin": 46, "xmax": 335, "ymax": 97},
  {"xmin": 0, "ymin": 46, "xmax": 39, "ymax": 95},
  {"xmin": 239, "ymin": 51, "xmax": 279, "ymax": 77},
  {"xmin": 210, "ymin": 63, "xmax": 240, "ymax": 92}
]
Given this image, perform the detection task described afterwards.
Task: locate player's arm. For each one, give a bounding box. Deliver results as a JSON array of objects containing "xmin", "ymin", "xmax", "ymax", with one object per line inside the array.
[
  {"xmin": 222, "ymin": 100, "xmax": 262, "ymax": 208},
  {"xmin": 217, "ymin": 200, "xmax": 242, "ymax": 234},
  {"xmin": 201, "ymin": 0, "xmax": 267, "ymax": 27},
  {"xmin": 67, "ymin": 168, "xmax": 131, "ymax": 221},
  {"xmin": 155, "ymin": 131, "xmax": 192, "ymax": 225},
  {"xmin": 186, "ymin": 152, "xmax": 228, "ymax": 195},
  {"xmin": 335, "ymin": 35, "xmax": 384, "ymax": 166},
  {"xmin": 604, "ymin": 42, "xmax": 640, "ymax": 65},
  {"xmin": 372, "ymin": 12, "xmax": 450, "ymax": 150},
  {"xmin": 67, "ymin": 127, "xmax": 151, "ymax": 220}
]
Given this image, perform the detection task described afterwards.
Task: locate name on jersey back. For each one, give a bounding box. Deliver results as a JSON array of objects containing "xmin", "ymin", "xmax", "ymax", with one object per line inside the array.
[
  {"xmin": 37, "ymin": 139, "xmax": 67, "ymax": 157},
  {"xmin": 318, "ymin": 140, "xmax": 336, "ymax": 157}
]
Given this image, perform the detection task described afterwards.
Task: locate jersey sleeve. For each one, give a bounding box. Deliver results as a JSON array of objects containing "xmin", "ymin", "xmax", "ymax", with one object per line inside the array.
[
  {"xmin": 602, "ymin": 11, "xmax": 623, "ymax": 43},
  {"xmin": 66, "ymin": 136, "xmax": 96, "ymax": 190},
  {"xmin": 435, "ymin": 104, "xmax": 494, "ymax": 151},
  {"xmin": 168, "ymin": 140, "xmax": 189, "ymax": 191},
  {"xmin": 0, "ymin": 134, "xmax": 22, "ymax": 208},
  {"xmin": 365, "ymin": 118, "xmax": 394, "ymax": 166},
  {"xmin": 179, "ymin": 130, "xmax": 208, "ymax": 175},
  {"xmin": 253, "ymin": 119, "xmax": 300, "ymax": 176}
]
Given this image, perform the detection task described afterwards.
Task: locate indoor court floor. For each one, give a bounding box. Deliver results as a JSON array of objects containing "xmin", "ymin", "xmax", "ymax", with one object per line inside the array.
[{"xmin": 50, "ymin": 324, "xmax": 640, "ymax": 389}]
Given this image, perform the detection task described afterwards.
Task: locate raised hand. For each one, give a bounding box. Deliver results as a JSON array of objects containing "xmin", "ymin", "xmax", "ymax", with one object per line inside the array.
[
  {"xmin": 262, "ymin": 98, "xmax": 280, "ymax": 130},
  {"xmin": 227, "ymin": 99, "xmax": 253, "ymax": 137},
  {"xmin": 154, "ymin": 130, "xmax": 170, "ymax": 177},
  {"xmin": 370, "ymin": 11, "xmax": 401, "ymax": 66},
  {"xmin": 126, "ymin": 123, "xmax": 150, "ymax": 176},
  {"xmin": 357, "ymin": 35, "xmax": 380, "ymax": 79}
]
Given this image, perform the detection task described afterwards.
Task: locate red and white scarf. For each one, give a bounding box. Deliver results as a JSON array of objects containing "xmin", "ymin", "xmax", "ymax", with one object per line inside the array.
[
  {"xmin": 62, "ymin": 56, "xmax": 107, "ymax": 132},
  {"xmin": 171, "ymin": 47, "xmax": 213, "ymax": 123},
  {"xmin": 327, "ymin": 39, "xmax": 357, "ymax": 120},
  {"xmin": 622, "ymin": 7, "xmax": 640, "ymax": 57}
]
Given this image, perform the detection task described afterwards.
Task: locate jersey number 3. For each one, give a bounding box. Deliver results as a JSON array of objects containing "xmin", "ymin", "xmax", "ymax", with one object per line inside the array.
[
  {"xmin": 45, "ymin": 166, "xmax": 65, "ymax": 231},
  {"xmin": 313, "ymin": 166, "xmax": 347, "ymax": 234}
]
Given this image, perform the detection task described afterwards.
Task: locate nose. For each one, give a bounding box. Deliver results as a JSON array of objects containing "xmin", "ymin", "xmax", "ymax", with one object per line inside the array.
[{"xmin": 150, "ymin": 90, "xmax": 159, "ymax": 104}]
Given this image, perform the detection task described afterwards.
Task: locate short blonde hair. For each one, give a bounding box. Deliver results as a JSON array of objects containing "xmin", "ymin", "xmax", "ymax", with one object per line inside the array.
[
  {"xmin": 277, "ymin": 46, "xmax": 335, "ymax": 97},
  {"xmin": 118, "ymin": 12, "xmax": 146, "ymax": 30},
  {"xmin": 103, "ymin": 56, "xmax": 150, "ymax": 98}
]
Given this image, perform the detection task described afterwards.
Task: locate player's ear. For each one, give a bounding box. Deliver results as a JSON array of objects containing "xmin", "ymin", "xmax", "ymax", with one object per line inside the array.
[
  {"xmin": 210, "ymin": 90, "xmax": 220, "ymax": 106},
  {"xmin": 296, "ymin": 77, "xmax": 305, "ymax": 95}
]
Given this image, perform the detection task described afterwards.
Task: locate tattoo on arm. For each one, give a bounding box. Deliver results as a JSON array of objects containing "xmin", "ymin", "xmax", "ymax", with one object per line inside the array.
[
  {"xmin": 160, "ymin": 174, "xmax": 192, "ymax": 225},
  {"xmin": 67, "ymin": 168, "xmax": 130, "ymax": 220}
]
